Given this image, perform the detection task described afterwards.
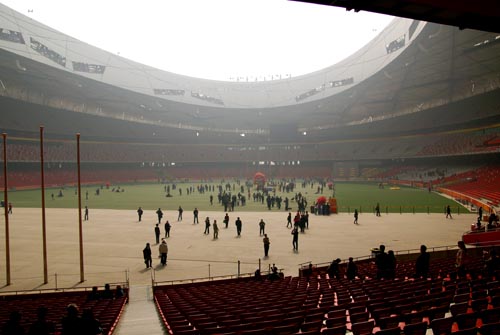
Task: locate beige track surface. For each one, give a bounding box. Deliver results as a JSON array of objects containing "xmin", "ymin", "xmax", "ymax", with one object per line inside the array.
[{"xmin": 0, "ymin": 208, "xmax": 472, "ymax": 292}]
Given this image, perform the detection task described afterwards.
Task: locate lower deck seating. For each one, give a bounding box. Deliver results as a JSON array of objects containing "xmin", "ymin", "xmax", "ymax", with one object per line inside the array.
[
  {"xmin": 153, "ymin": 250, "xmax": 499, "ymax": 335},
  {"xmin": 0, "ymin": 288, "xmax": 128, "ymax": 334}
]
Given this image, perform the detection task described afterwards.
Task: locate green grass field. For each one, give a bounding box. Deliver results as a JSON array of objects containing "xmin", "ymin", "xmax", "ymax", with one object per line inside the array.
[{"xmin": 1, "ymin": 181, "xmax": 468, "ymax": 214}]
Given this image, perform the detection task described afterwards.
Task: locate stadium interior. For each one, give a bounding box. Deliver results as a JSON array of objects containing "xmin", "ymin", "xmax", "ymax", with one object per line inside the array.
[{"xmin": 0, "ymin": 0, "xmax": 500, "ymax": 334}]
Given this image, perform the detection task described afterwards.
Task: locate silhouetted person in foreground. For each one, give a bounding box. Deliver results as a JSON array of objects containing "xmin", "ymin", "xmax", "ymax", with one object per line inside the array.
[
  {"xmin": 346, "ymin": 257, "xmax": 358, "ymax": 281},
  {"xmin": 29, "ymin": 306, "xmax": 55, "ymax": 335},
  {"xmin": 415, "ymin": 244, "xmax": 430, "ymax": 279},
  {"xmin": 375, "ymin": 244, "xmax": 387, "ymax": 279},
  {"xmin": 328, "ymin": 258, "xmax": 341, "ymax": 279},
  {"xmin": 81, "ymin": 308, "xmax": 102, "ymax": 335},
  {"xmin": 61, "ymin": 304, "xmax": 83, "ymax": 335},
  {"xmin": 3, "ymin": 311, "xmax": 25, "ymax": 335}
]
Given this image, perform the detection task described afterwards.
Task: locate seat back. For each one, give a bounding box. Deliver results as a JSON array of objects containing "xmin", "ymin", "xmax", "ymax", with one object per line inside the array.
[
  {"xmin": 403, "ymin": 321, "xmax": 427, "ymax": 335},
  {"xmin": 430, "ymin": 316, "xmax": 454, "ymax": 335}
]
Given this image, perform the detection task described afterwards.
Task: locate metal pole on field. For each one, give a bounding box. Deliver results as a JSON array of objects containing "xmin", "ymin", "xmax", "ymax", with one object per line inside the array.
[
  {"xmin": 77, "ymin": 133, "xmax": 84, "ymax": 282},
  {"xmin": 40, "ymin": 126, "xmax": 48, "ymax": 284},
  {"xmin": 3, "ymin": 133, "xmax": 11, "ymax": 285}
]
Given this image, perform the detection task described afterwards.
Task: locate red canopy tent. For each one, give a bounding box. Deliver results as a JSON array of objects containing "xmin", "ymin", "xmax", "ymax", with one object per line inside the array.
[
  {"xmin": 253, "ymin": 172, "xmax": 266, "ymax": 186},
  {"xmin": 316, "ymin": 196, "xmax": 327, "ymax": 205}
]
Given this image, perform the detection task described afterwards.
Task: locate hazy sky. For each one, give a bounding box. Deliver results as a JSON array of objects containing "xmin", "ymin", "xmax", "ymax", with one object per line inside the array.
[{"xmin": 3, "ymin": 0, "xmax": 394, "ymax": 81}]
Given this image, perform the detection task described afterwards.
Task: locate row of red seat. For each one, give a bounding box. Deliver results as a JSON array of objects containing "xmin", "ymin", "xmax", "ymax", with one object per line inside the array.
[
  {"xmin": 0, "ymin": 288, "xmax": 128, "ymax": 334},
  {"xmin": 443, "ymin": 167, "xmax": 500, "ymax": 206},
  {"xmin": 0, "ymin": 165, "xmax": 333, "ymax": 189},
  {"xmin": 153, "ymin": 250, "xmax": 498, "ymax": 335}
]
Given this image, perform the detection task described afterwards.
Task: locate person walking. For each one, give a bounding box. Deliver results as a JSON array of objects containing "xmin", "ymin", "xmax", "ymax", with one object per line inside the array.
[
  {"xmin": 259, "ymin": 219, "xmax": 265, "ymax": 236},
  {"xmin": 286, "ymin": 212, "xmax": 292, "ymax": 228},
  {"xmin": 292, "ymin": 226, "xmax": 299, "ymax": 251},
  {"xmin": 178, "ymin": 206, "xmax": 183, "ymax": 221},
  {"xmin": 164, "ymin": 220, "xmax": 171, "ymax": 238},
  {"xmin": 263, "ymin": 234, "xmax": 270, "ymax": 257},
  {"xmin": 223, "ymin": 213, "xmax": 229, "ymax": 228},
  {"xmin": 159, "ymin": 239, "xmax": 168, "ymax": 265},
  {"xmin": 213, "ymin": 220, "xmax": 219, "ymax": 239},
  {"xmin": 235, "ymin": 217, "xmax": 242, "ymax": 236},
  {"xmin": 156, "ymin": 208, "xmax": 163, "ymax": 224},
  {"xmin": 137, "ymin": 207, "xmax": 143, "ymax": 222},
  {"xmin": 154, "ymin": 224, "xmax": 161, "ymax": 244},
  {"xmin": 446, "ymin": 205, "xmax": 452, "ymax": 219},
  {"xmin": 143, "ymin": 243, "xmax": 152, "ymax": 268},
  {"xmin": 204, "ymin": 217, "xmax": 211, "ymax": 235},
  {"xmin": 84, "ymin": 206, "xmax": 89, "ymax": 221},
  {"xmin": 354, "ymin": 209, "xmax": 359, "ymax": 225}
]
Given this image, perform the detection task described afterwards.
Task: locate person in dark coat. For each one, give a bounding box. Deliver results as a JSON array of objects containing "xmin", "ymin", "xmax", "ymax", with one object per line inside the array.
[
  {"xmin": 143, "ymin": 243, "xmax": 152, "ymax": 268},
  {"xmin": 204, "ymin": 217, "xmax": 211, "ymax": 235},
  {"xmin": 375, "ymin": 244, "xmax": 387, "ymax": 279},
  {"xmin": 263, "ymin": 234, "xmax": 270, "ymax": 257},
  {"xmin": 154, "ymin": 224, "xmax": 160, "ymax": 244},
  {"xmin": 328, "ymin": 258, "xmax": 341, "ymax": 279},
  {"xmin": 28, "ymin": 306, "xmax": 55, "ymax": 335},
  {"xmin": 137, "ymin": 207, "xmax": 143, "ymax": 222},
  {"xmin": 164, "ymin": 221, "xmax": 171, "ymax": 238},
  {"xmin": 235, "ymin": 217, "xmax": 242, "ymax": 236},
  {"xmin": 346, "ymin": 257, "xmax": 358, "ymax": 280},
  {"xmin": 80, "ymin": 309, "xmax": 102, "ymax": 335},
  {"xmin": 386, "ymin": 250, "xmax": 396, "ymax": 279},
  {"xmin": 259, "ymin": 219, "xmax": 265, "ymax": 236},
  {"xmin": 446, "ymin": 205, "xmax": 452, "ymax": 219},
  {"xmin": 291, "ymin": 227, "xmax": 299, "ymax": 251},
  {"xmin": 156, "ymin": 208, "xmax": 163, "ymax": 224},
  {"xmin": 415, "ymin": 244, "xmax": 430, "ymax": 279},
  {"xmin": 177, "ymin": 206, "xmax": 183, "ymax": 221},
  {"xmin": 193, "ymin": 208, "xmax": 199, "ymax": 224},
  {"xmin": 2, "ymin": 311, "xmax": 25, "ymax": 335},
  {"xmin": 61, "ymin": 304, "xmax": 83, "ymax": 335}
]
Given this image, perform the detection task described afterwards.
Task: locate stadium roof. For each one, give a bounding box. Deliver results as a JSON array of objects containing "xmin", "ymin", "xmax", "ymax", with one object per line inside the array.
[
  {"xmin": 0, "ymin": 2, "xmax": 500, "ymax": 135},
  {"xmin": 294, "ymin": 0, "xmax": 500, "ymax": 34}
]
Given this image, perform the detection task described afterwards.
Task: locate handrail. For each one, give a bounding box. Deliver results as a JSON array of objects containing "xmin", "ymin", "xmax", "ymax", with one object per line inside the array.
[
  {"xmin": 153, "ymin": 268, "xmax": 282, "ymax": 287},
  {"xmin": 0, "ymin": 280, "xmax": 129, "ymax": 297},
  {"xmin": 0, "ymin": 269, "xmax": 130, "ymax": 297}
]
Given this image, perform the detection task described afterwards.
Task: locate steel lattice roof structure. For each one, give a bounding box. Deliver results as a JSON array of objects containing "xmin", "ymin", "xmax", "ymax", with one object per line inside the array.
[{"xmin": 0, "ymin": 2, "xmax": 499, "ymax": 140}]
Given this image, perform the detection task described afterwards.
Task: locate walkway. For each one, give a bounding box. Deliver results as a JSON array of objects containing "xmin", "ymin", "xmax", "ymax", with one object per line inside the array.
[{"xmin": 114, "ymin": 284, "xmax": 166, "ymax": 335}]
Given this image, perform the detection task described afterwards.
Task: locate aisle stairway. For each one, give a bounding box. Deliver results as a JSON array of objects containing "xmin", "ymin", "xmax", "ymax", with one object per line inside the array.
[{"xmin": 114, "ymin": 285, "xmax": 166, "ymax": 335}]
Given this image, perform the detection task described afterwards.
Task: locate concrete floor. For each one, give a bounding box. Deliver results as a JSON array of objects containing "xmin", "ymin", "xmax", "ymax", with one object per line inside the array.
[{"xmin": 0, "ymin": 208, "xmax": 474, "ymax": 334}]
